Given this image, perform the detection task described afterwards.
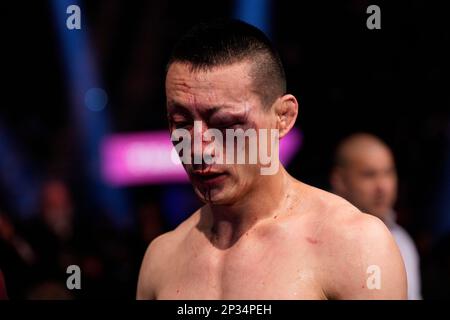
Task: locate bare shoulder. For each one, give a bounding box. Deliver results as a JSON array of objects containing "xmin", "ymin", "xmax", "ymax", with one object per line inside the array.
[
  {"xmin": 296, "ymin": 183, "xmax": 407, "ymax": 299},
  {"xmin": 294, "ymin": 182, "xmax": 391, "ymax": 239},
  {"xmin": 310, "ymin": 185, "xmax": 387, "ymax": 239},
  {"xmin": 136, "ymin": 209, "xmax": 201, "ymax": 299},
  {"xmin": 290, "ymin": 181, "xmax": 361, "ymax": 228}
]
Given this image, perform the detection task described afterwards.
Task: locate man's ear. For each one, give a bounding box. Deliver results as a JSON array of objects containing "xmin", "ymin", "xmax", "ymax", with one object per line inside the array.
[
  {"xmin": 274, "ymin": 94, "xmax": 298, "ymax": 138},
  {"xmin": 330, "ymin": 167, "xmax": 347, "ymax": 196}
]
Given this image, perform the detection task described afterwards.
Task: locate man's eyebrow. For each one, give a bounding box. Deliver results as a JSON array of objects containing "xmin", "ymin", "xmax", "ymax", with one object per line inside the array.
[
  {"xmin": 168, "ymin": 101, "xmax": 237, "ymax": 116},
  {"xmin": 203, "ymin": 104, "xmax": 242, "ymax": 115},
  {"xmin": 167, "ymin": 102, "xmax": 191, "ymax": 116}
]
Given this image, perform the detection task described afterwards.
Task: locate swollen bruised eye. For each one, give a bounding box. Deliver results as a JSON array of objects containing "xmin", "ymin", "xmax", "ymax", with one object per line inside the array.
[
  {"xmin": 210, "ymin": 119, "xmax": 246, "ymax": 129},
  {"xmin": 215, "ymin": 123, "xmax": 241, "ymax": 130},
  {"xmin": 173, "ymin": 121, "xmax": 193, "ymax": 129}
]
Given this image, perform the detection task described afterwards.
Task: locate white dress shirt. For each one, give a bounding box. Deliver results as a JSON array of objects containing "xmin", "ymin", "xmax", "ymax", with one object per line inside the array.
[{"xmin": 385, "ymin": 211, "xmax": 422, "ymax": 300}]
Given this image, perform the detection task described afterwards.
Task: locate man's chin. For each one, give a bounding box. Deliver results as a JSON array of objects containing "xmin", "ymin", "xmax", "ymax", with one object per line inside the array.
[
  {"xmin": 194, "ymin": 187, "xmax": 232, "ymax": 205},
  {"xmin": 368, "ymin": 206, "xmax": 391, "ymax": 221}
]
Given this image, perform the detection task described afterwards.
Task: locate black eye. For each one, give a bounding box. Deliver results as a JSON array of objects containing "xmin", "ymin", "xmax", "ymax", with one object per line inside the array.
[
  {"xmin": 173, "ymin": 121, "xmax": 192, "ymax": 129},
  {"xmin": 214, "ymin": 122, "xmax": 243, "ymax": 130}
]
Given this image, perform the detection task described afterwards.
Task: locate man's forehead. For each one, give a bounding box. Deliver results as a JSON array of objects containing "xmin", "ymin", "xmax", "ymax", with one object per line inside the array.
[
  {"xmin": 350, "ymin": 148, "xmax": 395, "ymax": 170},
  {"xmin": 167, "ymin": 99, "xmax": 248, "ymax": 116},
  {"xmin": 165, "ymin": 62, "xmax": 261, "ymax": 119},
  {"xmin": 166, "ymin": 61, "xmax": 253, "ymax": 90}
]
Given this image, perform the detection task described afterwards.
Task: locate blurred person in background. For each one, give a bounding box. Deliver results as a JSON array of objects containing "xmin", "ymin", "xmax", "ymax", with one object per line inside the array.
[
  {"xmin": 0, "ymin": 209, "xmax": 36, "ymax": 298},
  {"xmin": 330, "ymin": 133, "xmax": 422, "ymax": 300},
  {"xmin": 129, "ymin": 201, "xmax": 166, "ymax": 297},
  {"xmin": 24, "ymin": 178, "xmax": 107, "ymax": 299},
  {"xmin": 137, "ymin": 202, "xmax": 165, "ymax": 246},
  {"xmin": 26, "ymin": 179, "xmax": 78, "ymax": 281},
  {"xmin": 0, "ymin": 269, "xmax": 7, "ymax": 299}
]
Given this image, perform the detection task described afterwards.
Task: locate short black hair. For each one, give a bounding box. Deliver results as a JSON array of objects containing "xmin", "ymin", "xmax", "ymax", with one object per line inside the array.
[{"xmin": 167, "ymin": 19, "xmax": 286, "ymax": 108}]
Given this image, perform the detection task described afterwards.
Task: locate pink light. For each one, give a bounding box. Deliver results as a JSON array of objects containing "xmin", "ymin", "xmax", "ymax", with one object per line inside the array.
[{"xmin": 100, "ymin": 128, "xmax": 302, "ymax": 186}]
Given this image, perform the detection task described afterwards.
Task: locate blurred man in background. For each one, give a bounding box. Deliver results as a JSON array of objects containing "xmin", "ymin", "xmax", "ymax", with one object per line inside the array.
[
  {"xmin": 23, "ymin": 179, "xmax": 79, "ymax": 299},
  {"xmin": 0, "ymin": 269, "xmax": 8, "ymax": 299},
  {"xmin": 0, "ymin": 210, "xmax": 36, "ymax": 298},
  {"xmin": 330, "ymin": 133, "xmax": 422, "ymax": 299}
]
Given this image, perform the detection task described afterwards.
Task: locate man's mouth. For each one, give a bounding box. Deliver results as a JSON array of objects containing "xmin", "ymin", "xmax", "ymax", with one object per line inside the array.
[{"xmin": 191, "ymin": 170, "xmax": 228, "ymax": 185}]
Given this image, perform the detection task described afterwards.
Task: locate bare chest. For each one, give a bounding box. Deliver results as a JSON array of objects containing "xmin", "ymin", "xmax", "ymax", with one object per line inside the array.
[{"xmin": 157, "ymin": 234, "xmax": 325, "ymax": 299}]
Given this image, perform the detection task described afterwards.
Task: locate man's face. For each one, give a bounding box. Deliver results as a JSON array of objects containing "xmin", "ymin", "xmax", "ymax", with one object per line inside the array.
[
  {"xmin": 166, "ymin": 61, "xmax": 276, "ymax": 205},
  {"xmin": 337, "ymin": 146, "xmax": 398, "ymax": 220}
]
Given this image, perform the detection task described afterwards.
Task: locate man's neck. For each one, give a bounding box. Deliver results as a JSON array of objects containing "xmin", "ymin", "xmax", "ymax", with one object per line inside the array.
[{"xmin": 206, "ymin": 166, "xmax": 293, "ymax": 248}]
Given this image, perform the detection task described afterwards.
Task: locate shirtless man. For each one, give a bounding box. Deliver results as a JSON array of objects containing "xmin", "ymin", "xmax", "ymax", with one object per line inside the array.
[{"xmin": 137, "ymin": 19, "xmax": 407, "ymax": 300}]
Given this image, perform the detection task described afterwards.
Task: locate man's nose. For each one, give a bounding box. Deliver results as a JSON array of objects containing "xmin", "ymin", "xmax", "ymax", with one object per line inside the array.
[
  {"xmin": 375, "ymin": 175, "xmax": 392, "ymax": 194},
  {"xmin": 191, "ymin": 120, "xmax": 213, "ymax": 165}
]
